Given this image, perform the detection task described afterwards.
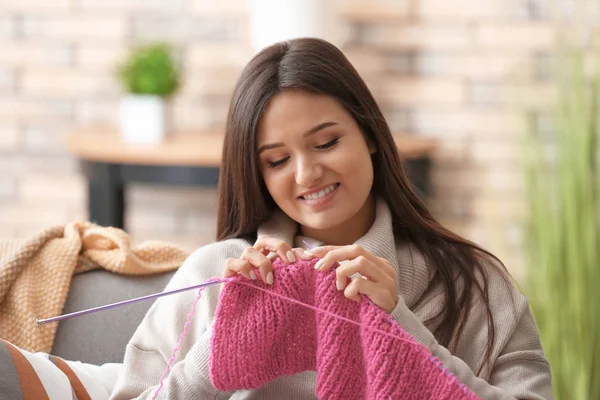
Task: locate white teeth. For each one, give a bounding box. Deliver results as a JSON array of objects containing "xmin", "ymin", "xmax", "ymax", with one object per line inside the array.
[{"xmin": 303, "ymin": 184, "xmax": 337, "ymax": 200}]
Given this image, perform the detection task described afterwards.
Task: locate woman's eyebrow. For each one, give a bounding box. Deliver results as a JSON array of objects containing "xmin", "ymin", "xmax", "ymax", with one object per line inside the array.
[{"xmin": 257, "ymin": 121, "xmax": 339, "ymax": 155}]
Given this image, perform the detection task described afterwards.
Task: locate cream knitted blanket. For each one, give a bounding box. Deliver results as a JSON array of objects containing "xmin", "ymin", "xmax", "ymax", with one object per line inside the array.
[{"xmin": 0, "ymin": 222, "xmax": 189, "ymax": 353}]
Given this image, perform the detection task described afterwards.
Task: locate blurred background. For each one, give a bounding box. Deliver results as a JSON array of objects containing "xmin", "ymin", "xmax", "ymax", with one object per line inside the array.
[
  {"xmin": 0, "ymin": 1, "xmax": 598, "ymax": 397},
  {"xmin": 0, "ymin": 0, "xmax": 549, "ymax": 270}
]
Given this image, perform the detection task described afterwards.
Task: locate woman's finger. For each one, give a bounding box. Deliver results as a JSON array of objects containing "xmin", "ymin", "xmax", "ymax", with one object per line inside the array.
[
  {"xmin": 377, "ymin": 256, "xmax": 397, "ymax": 281},
  {"xmin": 254, "ymin": 235, "xmax": 295, "ymax": 263},
  {"xmin": 334, "ymin": 256, "xmax": 388, "ymax": 290},
  {"xmin": 223, "ymin": 258, "xmax": 255, "ymax": 280},
  {"xmin": 343, "ymin": 278, "xmax": 397, "ymax": 313},
  {"xmin": 292, "ymin": 247, "xmax": 315, "ymax": 261},
  {"xmin": 313, "ymin": 244, "xmax": 377, "ymax": 271},
  {"xmin": 241, "ymin": 247, "xmax": 274, "ymax": 285}
]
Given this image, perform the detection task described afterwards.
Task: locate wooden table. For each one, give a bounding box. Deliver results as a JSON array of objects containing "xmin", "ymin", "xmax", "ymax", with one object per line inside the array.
[{"xmin": 68, "ymin": 126, "xmax": 437, "ymax": 229}]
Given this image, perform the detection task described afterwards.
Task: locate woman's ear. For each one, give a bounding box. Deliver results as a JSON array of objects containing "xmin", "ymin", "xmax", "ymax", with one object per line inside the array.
[{"xmin": 367, "ymin": 140, "xmax": 377, "ymax": 155}]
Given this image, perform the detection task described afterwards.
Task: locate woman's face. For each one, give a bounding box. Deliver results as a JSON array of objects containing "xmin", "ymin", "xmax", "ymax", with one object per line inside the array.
[{"xmin": 257, "ymin": 89, "xmax": 376, "ymax": 243}]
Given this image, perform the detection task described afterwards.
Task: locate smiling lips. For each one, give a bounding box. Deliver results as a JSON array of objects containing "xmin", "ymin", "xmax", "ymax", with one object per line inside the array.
[{"xmin": 300, "ymin": 183, "xmax": 340, "ymax": 201}]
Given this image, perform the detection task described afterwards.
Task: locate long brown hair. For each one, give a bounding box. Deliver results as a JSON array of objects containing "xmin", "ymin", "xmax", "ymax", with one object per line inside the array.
[{"xmin": 217, "ymin": 38, "xmax": 511, "ymax": 373}]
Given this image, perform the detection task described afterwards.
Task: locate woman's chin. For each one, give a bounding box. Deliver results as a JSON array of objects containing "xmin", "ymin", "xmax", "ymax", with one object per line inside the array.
[{"xmin": 297, "ymin": 213, "xmax": 346, "ymax": 235}]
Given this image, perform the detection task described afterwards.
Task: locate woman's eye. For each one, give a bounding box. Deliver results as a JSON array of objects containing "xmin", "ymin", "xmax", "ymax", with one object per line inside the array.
[
  {"xmin": 267, "ymin": 156, "xmax": 290, "ymax": 168},
  {"xmin": 315, "ymin": 138, "xmax": 339, "ymax": 149}
]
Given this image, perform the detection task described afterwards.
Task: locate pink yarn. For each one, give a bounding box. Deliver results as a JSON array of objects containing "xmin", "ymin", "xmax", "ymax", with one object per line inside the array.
[
  {"xmin": 152, "ymin": 278, "xmax": 223, "ymax": 399},
  {"xmin": 210, "ymin": 258, "xmax": 480, "ymax": 400}
]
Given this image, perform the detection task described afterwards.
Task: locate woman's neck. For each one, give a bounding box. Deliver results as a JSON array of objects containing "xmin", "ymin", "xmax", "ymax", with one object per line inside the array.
[{"xmin": 300, "ymin": 195, "xmax": 376, "ymax": 245}]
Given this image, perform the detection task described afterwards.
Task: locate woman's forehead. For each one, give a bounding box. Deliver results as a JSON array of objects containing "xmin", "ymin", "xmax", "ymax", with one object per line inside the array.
[{"xmin": 257, "ymin": 91, "xmax": 351, "ymax": 141}]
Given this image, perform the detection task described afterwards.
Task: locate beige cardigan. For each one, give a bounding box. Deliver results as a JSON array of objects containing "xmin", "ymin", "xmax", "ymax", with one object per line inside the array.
[{"xmin": 110, "ymin": 200, "xmax": 554, "ymax": 399}]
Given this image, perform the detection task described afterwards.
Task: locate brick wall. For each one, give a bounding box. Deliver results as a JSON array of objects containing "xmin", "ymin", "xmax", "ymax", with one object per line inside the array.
[{"xmin": 0, "ymin": 0, "xmax": 557, "ymax": 280}]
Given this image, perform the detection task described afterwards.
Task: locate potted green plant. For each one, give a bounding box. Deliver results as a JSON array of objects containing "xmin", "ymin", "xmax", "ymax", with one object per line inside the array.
[
  {"xmin": 116, "ymin": 43, "xmax": 181, "ymax": 144},
  {"xmin": 522, "ymin": 45, "xmax": 600, "ymax": 399}
]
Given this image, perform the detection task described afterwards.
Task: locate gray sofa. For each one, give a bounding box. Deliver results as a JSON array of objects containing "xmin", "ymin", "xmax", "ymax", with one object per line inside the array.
[{"xmin": 51, "ymin": 269, "xmax": 176, "ymax": 365}]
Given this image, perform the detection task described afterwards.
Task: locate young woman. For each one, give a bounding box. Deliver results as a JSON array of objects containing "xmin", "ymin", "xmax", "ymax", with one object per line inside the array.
[{"xmin": 110, "ymin": 38, "xmax": 553, "ymax": 399}]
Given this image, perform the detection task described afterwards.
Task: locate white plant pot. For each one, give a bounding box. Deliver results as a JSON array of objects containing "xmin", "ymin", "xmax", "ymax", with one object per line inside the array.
[
  {"xmin": 119, "ymin": 95, "xmax": 167, "ymax": 145},
  {"xmin": 250, "ymin": 0, "xmax": 324, "ymax": 51}
]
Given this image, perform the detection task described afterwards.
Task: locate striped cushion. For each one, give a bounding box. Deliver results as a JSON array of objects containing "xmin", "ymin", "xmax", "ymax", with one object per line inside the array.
[{"xmin": 0, "ymin": 339, "xmax": 122, "ymax": 400}]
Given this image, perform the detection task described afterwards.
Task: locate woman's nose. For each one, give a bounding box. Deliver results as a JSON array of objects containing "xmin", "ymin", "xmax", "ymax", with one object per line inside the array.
[{"xmin": 295, "ymin": 156, "xmax": 323, "ymax": 186}]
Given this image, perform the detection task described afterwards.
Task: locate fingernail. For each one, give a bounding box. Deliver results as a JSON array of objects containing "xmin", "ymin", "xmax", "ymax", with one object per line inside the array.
[
  {"xmin": 249, "ymin": 270, "xmax": 257, "ymax": 280},
  {"xmin": 266, "ymin": 252, "xmax": 277, "ymax": 260},
  {"xmin": 303, "ymin": 250, "xmax": 313, "ymax": 258},
  {"xmin": 311, "ymin": 247, "xmax": 325, "ymax": 254},
  {"xmin": 266, "ymin": 271, "xmax": 274, "ymax": 285},
  {"xmin": 336, "ymin": 280, "xmax": 343, "ymax": 291},
  {"xmin": 314, "ymin": 259, "xmax": 324, "ymax": 270},
  {"xmin": 286, "ymin": 250, "xmax": 295, "ymax": 263}
]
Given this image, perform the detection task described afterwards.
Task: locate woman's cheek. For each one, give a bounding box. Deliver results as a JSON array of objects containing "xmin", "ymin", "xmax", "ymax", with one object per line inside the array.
[{"xmin": 266, "ymin": 171, "xmax": 293, "ymax": 201}]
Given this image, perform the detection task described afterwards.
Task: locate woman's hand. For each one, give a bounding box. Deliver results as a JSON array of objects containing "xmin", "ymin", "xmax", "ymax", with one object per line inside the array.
[
  {"xmin": 223, "ymin": 235, "xmax": 314, "ymax": 285},
  {"xmin": 312, "ymin": 244, "xmax": 398, "ymax": 313}
]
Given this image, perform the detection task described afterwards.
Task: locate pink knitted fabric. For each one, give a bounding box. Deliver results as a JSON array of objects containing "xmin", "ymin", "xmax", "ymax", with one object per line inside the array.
[{"xmin": 210, "ymin": 258, "xmax": 479, "ymax": 400}]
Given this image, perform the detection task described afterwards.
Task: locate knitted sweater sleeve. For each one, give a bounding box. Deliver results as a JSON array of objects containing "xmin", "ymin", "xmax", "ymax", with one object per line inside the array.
[
  {"xmin": 390, "ymin": 294, "xmax": 554, "ymax": 400},
  {"xmin": 109, "ymin": 240, "xmax": 248, "ymax": 400}
]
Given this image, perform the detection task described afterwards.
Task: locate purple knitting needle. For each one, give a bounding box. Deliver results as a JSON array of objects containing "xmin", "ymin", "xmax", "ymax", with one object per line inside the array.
[
  {"xmin": 37, "ymin": 243, "xmax": 316, "ymax": 326},
  {"xmin": 35, "ymin": 279, "xmax": 225, "ymax": 326},
  {"xmin": 302, "ymin": 240, "xmax": 314, "ymax": 250}
]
